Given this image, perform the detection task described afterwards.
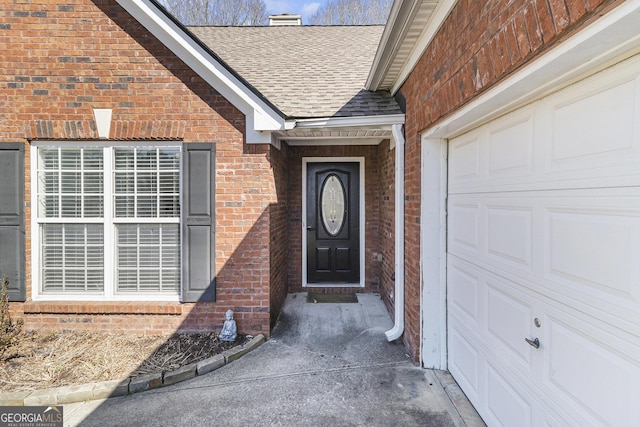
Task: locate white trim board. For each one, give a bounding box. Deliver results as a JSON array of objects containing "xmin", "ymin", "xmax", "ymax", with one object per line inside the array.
[
  {"xmin": 419, "ymin": 137, "xmax": 447, "ymax": 369},
  {"xmin": 301, "ymin": 157, "xmax": 366, "ymax": 288}
]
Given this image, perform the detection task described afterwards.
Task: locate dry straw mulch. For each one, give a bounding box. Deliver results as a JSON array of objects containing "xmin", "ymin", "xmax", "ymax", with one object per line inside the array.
[{"xmin": 0, "ymin": 331, "xmax": 246, "ymax": 393}]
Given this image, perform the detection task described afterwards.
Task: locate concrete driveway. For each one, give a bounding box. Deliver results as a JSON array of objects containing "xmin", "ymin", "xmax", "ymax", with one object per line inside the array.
[{"xmin": 65, "ymin": 293, "xmax": 484, "ymax": 426}]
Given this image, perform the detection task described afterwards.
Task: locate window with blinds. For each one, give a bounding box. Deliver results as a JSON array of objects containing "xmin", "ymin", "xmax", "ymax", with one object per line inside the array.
[{"xmin": 35, "ymin": 146, "xmax": 181, "ymax": 298}]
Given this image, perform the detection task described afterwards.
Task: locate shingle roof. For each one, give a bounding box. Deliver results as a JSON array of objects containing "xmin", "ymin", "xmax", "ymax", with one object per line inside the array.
[{"xmin": 188, "ymin": 25, "xmax": 401, "ymax": 119}]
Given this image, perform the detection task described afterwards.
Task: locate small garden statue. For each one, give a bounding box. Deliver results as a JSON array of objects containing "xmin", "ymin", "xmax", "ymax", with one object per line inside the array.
[{"xmin": 219, "ymin": 309, "xmax": 237, "ymax": 342}]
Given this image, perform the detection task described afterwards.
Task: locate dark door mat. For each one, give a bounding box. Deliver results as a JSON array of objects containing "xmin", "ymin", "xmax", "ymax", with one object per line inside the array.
[{"xmin": 306, "ymin": 292, "xmax": 358, "ymax": 304}]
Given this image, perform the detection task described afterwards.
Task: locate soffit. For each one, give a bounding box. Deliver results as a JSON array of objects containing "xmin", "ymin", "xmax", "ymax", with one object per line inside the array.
[
  {"xmin": 367, "ymin": 0, "xmax": 447, "ymax": 92},
  {"xmin": 273, "ymin": 126, "xmax": 392, "ymax": 145}
]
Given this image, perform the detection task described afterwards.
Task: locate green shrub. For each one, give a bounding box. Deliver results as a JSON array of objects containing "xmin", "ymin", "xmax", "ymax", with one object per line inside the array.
[{"xmin": 0, "ymin": 276, "xmax": 23, "ymax": 360}]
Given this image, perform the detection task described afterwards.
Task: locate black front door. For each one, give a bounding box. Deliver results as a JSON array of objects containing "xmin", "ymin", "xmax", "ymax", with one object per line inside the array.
[{"xmin": 306, "ymin": 162, "xmax": 360, "ymax": 284}]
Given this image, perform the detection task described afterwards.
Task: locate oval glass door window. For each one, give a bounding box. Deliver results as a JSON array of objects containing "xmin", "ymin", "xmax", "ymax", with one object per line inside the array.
[{"xmin": 321, "ymin": 174, "xmax": 345, "ymax": 236}]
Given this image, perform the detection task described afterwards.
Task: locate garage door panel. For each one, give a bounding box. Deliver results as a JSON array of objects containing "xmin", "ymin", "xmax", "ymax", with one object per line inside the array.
[
  {"xmin": 449, "ymin": 195, "xmax": 537, "ymax": 277},
  {"xmin": 449, "ymin": 257, "xmax": 536, "ymax": 371},
  {"xmin": 449, "ymin": 190, "xmax": 640, "ymax": 331},
  {"xmin": 487, "ymin": 205, "xmax": 533, "ymax": 270},
  {"xmin": 449, "ymin": 55, "xmax": 640, "ymax": 196},
  {"xmin": 551, "ymin": 76, "xmax": 637, "ymax": 163},
  {"xmin": 487, "ymin": 283, "xmax": 534, "ymax": 367},
  {"xmin": 448, "ymin": 325, "xmax": 481, "ymax": 399},
  {"xmin": 448, "ymin": 284, "xmax": 585, "ymax": 426},
  {"xmin": 545, "ymin": 315, "xmax": 640, "ymax": 427},
  {"xmin": 449, "ymin": 133, "xmax": 480, "ymax": 183},
  {"xmin": 450, "ymin": 253, "xmax": 640, "ymax": 426},
  {"xmin": 546, "ymin": 205, "xmax": 640, "ymax": 304},
  {"xmin": 486, "ymin": 363, "xmax": 533, "ymax": 427},
  {"xmin": 542, "ymin": 191, "xmax": 640, "ymax": 331},
  {"xmin": 448, "ymin": 263, "xmax": 480, "ymax": 324},
  {"xmin": 448, "ymin": 201, "xmax": 480, "ymax": 251},
  {"xmin": 450, "ymin": 306, "xmax": 564, "ymax": 427},
  {"xmin": 488, "ymin": 112, "xmax": 535, "ymax": 177}
]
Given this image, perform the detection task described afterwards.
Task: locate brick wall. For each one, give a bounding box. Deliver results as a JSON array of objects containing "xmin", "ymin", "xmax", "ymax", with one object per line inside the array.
[
  {"xmin": 400, "ymin": 0, "xmax": 624, "ymax": 362},
  {"xmin": 269, "ymin": 143, "xmax": 289, "ymax": 327},
  {"xmin": 286, "ymin": 145, "xmax": 383, "ymax": 294},
  {"xmin": 378, "ymin": 140, "xmax": 395, "ymax": 316},
  {"xmin": 1, "ymin": 0, "xmax": 274, "ymax": 337}
]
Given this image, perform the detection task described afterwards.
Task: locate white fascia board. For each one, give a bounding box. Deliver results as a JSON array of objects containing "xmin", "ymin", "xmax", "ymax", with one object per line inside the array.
[
  {"xmin": 423, "ymin": 0, "xmax": 640, "ymax": 140},
  {"xmin": 366, "ymin": 0, "xmax": 422, "ymax": 90},
  {"xmin": 291, "ymin": 114, "xmax": 405, "ymax": 129},
  {"xmin": 366, "ymin": 0, "xmax": 456, "ymax": 93},
  {"xmin": 116, "ymin": 0, "xmax": 284, "ymax": 142},
  {"xmin": 390, "ymin": 0, "xmax": 457, "ymax": 95}
]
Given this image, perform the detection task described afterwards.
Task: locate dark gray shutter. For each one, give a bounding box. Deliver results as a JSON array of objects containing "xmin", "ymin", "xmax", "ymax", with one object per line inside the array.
[
  {"xmin": 182, "ymin": 143, "xmax": 216, "ymax": 302},
  {"xmin": 0, "ymin": 143, "xmax": 25, "ymax": 301}
]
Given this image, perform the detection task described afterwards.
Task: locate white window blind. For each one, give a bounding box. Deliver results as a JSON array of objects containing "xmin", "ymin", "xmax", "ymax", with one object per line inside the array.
[
  {"xmin": 112, "ymin": 148, "xmax": 180, "ymax": 294},
  {"xmin": 35, "ymin": 145, "xmax": 180, "ymax": 299},
  {"xmin": 114, "ymin": 148, "xmax": 180, "ymax": 218},
  {"xmin": 38, "ymin": 148, "xmax": 105, "ymax": 293},
  {"xmin": 116, "ymin": 224, "xmax": 180, "ymax": 293},
  {"xmin": 41, "ymin": 224, "xmax": 104, "ymax": 292},
  {"xmin": 38, "ymin": 147, "xmax": 104, "ymax": 218}
]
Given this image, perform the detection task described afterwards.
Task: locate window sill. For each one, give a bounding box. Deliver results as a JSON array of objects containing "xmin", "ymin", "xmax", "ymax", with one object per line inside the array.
[{"xmin": 22, "ymin": 301, "xmax": 184, "ymax": 315}]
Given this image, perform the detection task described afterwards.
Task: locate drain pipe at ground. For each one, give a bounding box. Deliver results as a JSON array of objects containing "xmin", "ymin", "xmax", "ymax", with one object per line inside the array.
[{"xmin": 386, "ymin": 123, "xmax": 405, "ymax": 342}]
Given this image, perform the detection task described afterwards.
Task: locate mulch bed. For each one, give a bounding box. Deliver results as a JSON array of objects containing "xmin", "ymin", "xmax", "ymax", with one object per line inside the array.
[{"xmin": 0, "ymin": 331, "xmax": 248, "ymax": 393}]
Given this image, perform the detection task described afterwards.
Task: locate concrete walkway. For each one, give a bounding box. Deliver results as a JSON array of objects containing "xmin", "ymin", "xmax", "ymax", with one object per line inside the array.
[{"xmin": 65, "ymin": 293, "xmax": 484, "ymax": 426}]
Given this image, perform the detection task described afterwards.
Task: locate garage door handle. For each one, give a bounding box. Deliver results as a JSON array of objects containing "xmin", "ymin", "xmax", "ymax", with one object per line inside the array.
[{"xmin": 525, "ymin": 337, "xmax": 540, "ymax": 349}]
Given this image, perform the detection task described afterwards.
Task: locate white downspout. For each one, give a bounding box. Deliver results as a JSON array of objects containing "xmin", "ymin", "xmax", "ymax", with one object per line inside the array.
[{"xmin": 386, "ymin": 123, "xmax": 405, "ymax": 341}]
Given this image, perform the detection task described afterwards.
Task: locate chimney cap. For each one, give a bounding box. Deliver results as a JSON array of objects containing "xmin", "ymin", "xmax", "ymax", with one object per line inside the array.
[{"xmin": 268, "ymin": 14, "xmax": 302, "ymax": 26}]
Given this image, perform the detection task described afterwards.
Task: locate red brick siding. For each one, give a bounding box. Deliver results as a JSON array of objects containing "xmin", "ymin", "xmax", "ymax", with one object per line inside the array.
[
  {"xmin": 286, "ymin": 145, "xmax": 383, "ymax": 294},
  {"xmin": 1, "ymin": 0, "xmax": 275, "ymax": 337},
  {"xmin": 269, "ymin": 143, "xmax": 289, "ymax": 326},
  {"xmin": 400, "ymin": 0, "xmax": 624, "ymax": 363},
  {"xmin": 378, "ymin": 140, "xmax": 396, "ymax": 315}
]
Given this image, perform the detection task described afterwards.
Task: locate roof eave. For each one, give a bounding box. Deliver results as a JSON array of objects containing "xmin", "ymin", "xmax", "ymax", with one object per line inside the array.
[
  {"xmin": 366, "ymin": 0, "xmax": 422, "ymax": 91},
  {"xmin": 273, "ymin": 114, "xmax": 405, "ymax": 146},
  {"xmin": 366, "ymin": 0, "xmax": 457, "ymax": 94},
  {"xmin": 116, "ymin": 0, "xmax": 285, "ymax": 143}
]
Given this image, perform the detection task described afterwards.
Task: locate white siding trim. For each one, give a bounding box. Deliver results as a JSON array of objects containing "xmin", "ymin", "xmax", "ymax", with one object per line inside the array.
[{"xmin": 420, "ymin": 137, "xmax": 448, "ymax": 369}]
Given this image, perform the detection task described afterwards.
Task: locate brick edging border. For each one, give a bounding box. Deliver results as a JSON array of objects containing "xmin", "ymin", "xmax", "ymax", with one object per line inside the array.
[{"xmin": 0, "ymin": 334, "xmax": 265, "ymax": 406}]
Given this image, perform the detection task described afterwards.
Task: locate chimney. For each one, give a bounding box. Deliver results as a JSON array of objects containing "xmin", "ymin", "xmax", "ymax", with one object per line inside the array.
[{"xmin": 268, "ymin": 14, "xmax": 302, "ymax": 26}]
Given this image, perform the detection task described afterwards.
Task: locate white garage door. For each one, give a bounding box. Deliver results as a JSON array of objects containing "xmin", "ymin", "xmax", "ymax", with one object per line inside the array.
[{"xmin": 447, "ymin": 54, "xmax": 640, "ymax": 426}]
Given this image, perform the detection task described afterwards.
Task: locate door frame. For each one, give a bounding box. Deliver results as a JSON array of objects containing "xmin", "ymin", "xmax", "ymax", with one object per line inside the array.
[
  {"xmin": 420, "ymin": 137, "xmax": 448, "ymax": 369},
  {"xmin": 302, "ymin": 157, "xmax": 365, "ymax": 288}
]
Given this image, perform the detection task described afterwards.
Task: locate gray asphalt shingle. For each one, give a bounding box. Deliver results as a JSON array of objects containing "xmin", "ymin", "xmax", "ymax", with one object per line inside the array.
[{"xmin": 188, "ymin": 25, "xmax": 401, "ymax": 119}]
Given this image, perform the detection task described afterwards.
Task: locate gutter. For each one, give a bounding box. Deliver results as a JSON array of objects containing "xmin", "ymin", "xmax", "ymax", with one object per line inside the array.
[{"xmin": 386, "ymin": 123, "xmax": 405, "ymax": 342}]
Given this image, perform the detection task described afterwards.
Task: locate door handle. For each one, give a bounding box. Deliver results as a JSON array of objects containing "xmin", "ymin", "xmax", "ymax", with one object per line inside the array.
[
  {"xmin": 307, "ymin": 226, "xmax": 316, "ymax": 231},
  {"xmin": 525, "ymin": 337, "xmax": 540, "ymax": 349}
]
